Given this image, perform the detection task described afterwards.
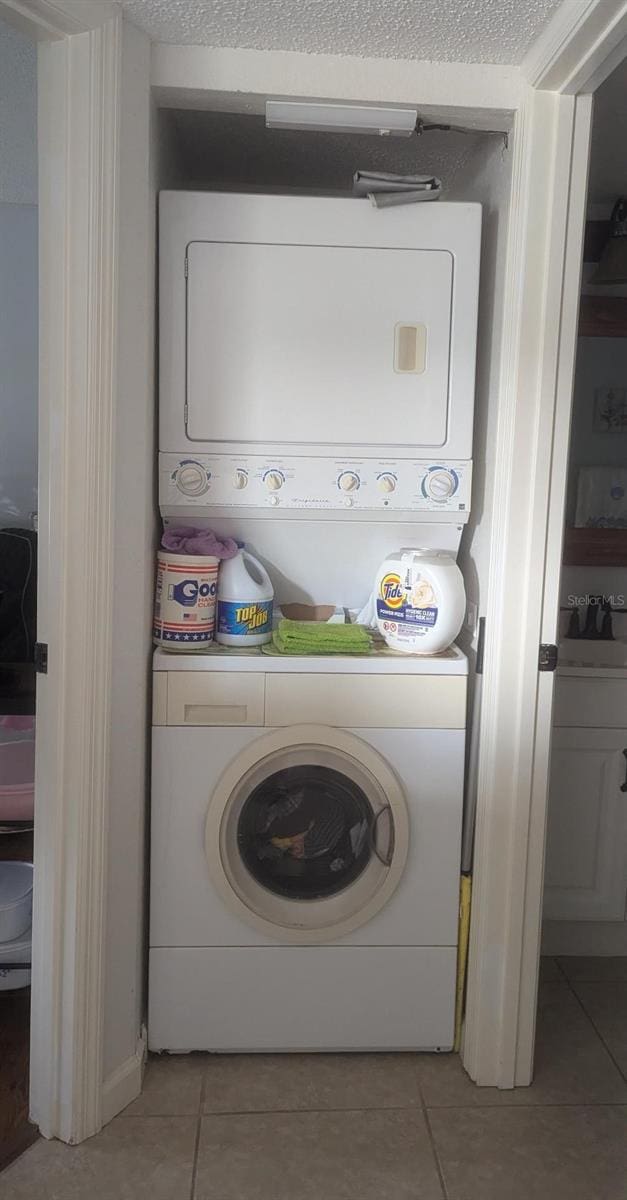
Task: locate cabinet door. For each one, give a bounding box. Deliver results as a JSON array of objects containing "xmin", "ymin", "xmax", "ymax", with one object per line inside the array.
[{"xmin": 544, "ymin": 728, "xmax": 627, "ymax": 921}]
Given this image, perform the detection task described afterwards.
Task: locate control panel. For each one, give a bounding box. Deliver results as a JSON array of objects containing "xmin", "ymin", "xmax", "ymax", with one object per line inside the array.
[{"xmin": 160, "ymin": 454, "xmax": 472, "ymax": 515}]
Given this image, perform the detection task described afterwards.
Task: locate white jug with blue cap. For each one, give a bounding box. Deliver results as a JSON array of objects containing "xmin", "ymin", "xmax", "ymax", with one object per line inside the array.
[{"xmin": 216, "ymin": 551, "xmax": 274, "ymax": 646}]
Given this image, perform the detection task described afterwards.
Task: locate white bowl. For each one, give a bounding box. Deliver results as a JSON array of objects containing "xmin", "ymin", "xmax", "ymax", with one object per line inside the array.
[{"xmin": 0, "ymin": 861, "xmax": 33, "ymax": 943}]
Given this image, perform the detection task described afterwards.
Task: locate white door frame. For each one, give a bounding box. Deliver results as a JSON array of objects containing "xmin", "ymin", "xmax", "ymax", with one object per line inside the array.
[
  {"xmin": 463, "ymin": 0, "xmax": 627, "ymax": 1088},
  {"xmin": 0, "ymin": 0, "xmax": 128, "ymax": 1143},
  {"xmin": 1, "ymin": 0, "xmax": 626, "ymax": 1148}
]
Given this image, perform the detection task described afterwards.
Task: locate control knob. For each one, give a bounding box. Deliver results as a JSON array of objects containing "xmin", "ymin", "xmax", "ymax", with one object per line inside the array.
[
  {"xmin": 175, "ymin": 461, "xmax": 209, "ymax": 497},
  {"xmin": 233, "ymin": 469, "xmax": 248, "ymax": 490},
  {"xmin": 338, "ymin": 471, "xmax": 360, "ymax": 493},
  {"xmin": 423, "ymin": 468, "xmax": 457, "ymax": 502},
  {"xmin": 377, "ymin": 473, "xmax": 397, "ymax": 494},
  {"xmin": 264, "ymin": 470, "xmax": 284, "ymax": 492}
]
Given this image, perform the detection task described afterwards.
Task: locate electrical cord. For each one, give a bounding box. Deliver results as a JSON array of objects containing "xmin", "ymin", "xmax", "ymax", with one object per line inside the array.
[{"xmin": 415, "ymin": 118, "xmax": 509, "ymax": 150}]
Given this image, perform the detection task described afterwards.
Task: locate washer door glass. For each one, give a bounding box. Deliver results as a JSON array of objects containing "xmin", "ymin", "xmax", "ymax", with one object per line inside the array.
[
  {"xmin": 206, "ymin": 728, "xmax": 409, "ymax": 943},
  {"xmin": 237, "ymin": 763, "xmax": 380, "ymax": 902}
]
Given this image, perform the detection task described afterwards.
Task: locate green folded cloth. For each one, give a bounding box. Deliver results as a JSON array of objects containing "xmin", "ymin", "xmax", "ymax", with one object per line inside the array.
[{"xmin": 271, "ymin": 618, "xmax": 372, "ymax": 655}]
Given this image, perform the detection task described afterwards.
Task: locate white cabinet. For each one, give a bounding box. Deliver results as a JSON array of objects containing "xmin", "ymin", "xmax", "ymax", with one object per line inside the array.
[{"xmin": 544, "ymin": 726, "xmax": 627, "ymax": 921}]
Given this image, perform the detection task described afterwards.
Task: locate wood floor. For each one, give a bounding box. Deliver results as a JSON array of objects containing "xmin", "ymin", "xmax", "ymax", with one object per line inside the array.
[{"xmin": 0, "ymin": 830, "xmax": 37, "ymax": 1173}]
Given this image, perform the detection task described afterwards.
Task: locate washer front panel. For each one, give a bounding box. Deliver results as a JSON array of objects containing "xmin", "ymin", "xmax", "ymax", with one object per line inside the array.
[
  {"xmin": 205, "ymin": 727, "xmax": 409, "ymax": 944},
  {"xmin": 150, "ymin": 725, "xmax": 465, "ymax": 949}
]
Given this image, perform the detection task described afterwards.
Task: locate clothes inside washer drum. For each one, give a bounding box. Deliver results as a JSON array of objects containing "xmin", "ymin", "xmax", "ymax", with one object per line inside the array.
[{"xmin": 237, "ymin": 765, "xmax": 374, "ymax": 900}]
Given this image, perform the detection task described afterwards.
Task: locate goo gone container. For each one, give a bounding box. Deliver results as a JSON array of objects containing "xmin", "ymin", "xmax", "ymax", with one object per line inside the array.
[
  {"xmin": 153, "ymin": 552, "xmax": 219, "ymax": 650},
  {"xmin": 374, "ymin": 549, "xmax": 465, "ymax": 655},
  {"xmin": 216, "ymin": 551, "xmax": 274, "ymax": 647}
]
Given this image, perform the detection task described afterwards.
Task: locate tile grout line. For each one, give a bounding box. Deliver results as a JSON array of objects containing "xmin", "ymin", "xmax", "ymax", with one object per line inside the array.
[
  {"xmin": 413, "ymin": 1062, "xmax": 450, "ymax": 1200},
  {"xmin": 117, "ymin": 1098, "xmax": 627, "ymax": 1115},
  {"xmin": 190, "ymin": 1066, "xmax": 208, "ymax": 1200},
  {"xmin": 563, "ymin": 975, "xmax": 627, "ymax": 1088},
  {"xmin": 553, "ymin": 956, "xmax": 569, "ymax": 983}
]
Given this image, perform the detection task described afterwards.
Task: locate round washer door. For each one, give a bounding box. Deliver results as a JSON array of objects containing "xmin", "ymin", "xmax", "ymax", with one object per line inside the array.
[{"xmin": 205, "ymin": 725, "xmax": 409, "ymax": 944}]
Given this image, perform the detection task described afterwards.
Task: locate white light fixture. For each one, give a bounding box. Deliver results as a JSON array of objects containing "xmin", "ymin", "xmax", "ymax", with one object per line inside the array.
[{"xmin": 265, "ymin": 100, "xmax": 418, "ymax": 138}]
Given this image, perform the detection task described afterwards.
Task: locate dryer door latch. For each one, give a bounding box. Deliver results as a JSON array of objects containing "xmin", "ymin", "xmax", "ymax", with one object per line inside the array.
[{"xmin": 538, "ymin": 643, "xmax": 558, "ymax": 672}]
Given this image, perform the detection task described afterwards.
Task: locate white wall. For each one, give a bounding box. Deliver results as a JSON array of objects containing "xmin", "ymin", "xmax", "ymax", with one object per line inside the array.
[
  {"xmin": 0, "ymin": 17, "xmax": 37, "ymax": 205},
  {"xmin": 0, "ymin": 17, "xmax": 37, "ymax": 528},
  {"xmin": 0, "ymin": 203, "xmax": 38, "ymax": 526},
  {"xmin": 103, "ymin": 17, "xmax": 155, "ymax": 1082},
  {"xmin": 157, "ymin": 106, "xmax": 485, "ymax": 196}
]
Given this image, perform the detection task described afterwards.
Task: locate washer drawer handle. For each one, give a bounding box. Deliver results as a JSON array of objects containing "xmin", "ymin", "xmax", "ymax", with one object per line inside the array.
[
  {"xmin": 183, "ymin": 703, "xmax": 248, "ymax": 724},
  {"xmin": 370, "ymin": 805, "xmax": 394, "ymax": 867}
]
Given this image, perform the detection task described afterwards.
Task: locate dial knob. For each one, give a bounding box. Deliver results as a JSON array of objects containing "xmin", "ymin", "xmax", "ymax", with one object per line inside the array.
[
  {"xmin": 424, "ymin": 468, "xmax": 456, "ymax": 501},
  {"xmin": 264, "ymin": 470, "xmax": 284, "ymax": 492},
  {"xmin": 378, "ymin": 473, "xmax": 396, "ymax": 494},
  {"xmin": 176, "ymin": 462, "xmax": 208, "ymax": 496},
  {"xmin": 233, "ymin": 469, "xmax": 248, "ymax": 490},
  {"xmin": 338, "ymin": 471, "xmax": 360, "ymax": 493}
]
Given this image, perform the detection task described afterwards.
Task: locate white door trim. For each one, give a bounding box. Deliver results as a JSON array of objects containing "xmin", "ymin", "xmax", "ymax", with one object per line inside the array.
[
  {"xmin": 463, "ymin": 86, "xmax": 593, "ymax": 1089},
  {"xmin": 463, "ymin": 14, "xmax": 620, "ymax": 1087},
  {"xmin": 0, "ymin": 0, "xmax": 127, "ymax": 1143},
  {"xmin": 522, "ymin": 0, "xmax": 627, "ymax": 93},
  {"xmin": 0, "ymin": 0, "xmax": 118, "ymax": 38},
  {"xmin": 514, "ymin": 94, "xmax": 593, "ymax": 1082},
  {"xmin": 33, "ymin": 8, "xmax": 120, "ymax": 1143}
]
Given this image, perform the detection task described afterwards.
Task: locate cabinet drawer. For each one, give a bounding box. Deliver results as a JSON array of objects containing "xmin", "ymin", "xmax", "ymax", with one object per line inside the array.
[
  {"xmin": 265, "ymin": 674, "xmax": 466, "ymax": 729},
  {"xmin": 166, "ymin": 673, "xmax": 264, "ymax": 726},
  {"xmin": 554, "ymin": 677, "xmax": 627, "ymax": 728}
]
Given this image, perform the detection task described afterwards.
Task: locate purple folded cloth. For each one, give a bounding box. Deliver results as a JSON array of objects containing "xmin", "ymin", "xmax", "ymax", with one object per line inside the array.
[{"xmin": 161, "ymin": 526, "xmax": 239, "ymax": 558}]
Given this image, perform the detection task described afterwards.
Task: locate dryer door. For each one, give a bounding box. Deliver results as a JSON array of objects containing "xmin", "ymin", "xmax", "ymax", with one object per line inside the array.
[
  {"xmin": 205, "ymin": 725, "xmax": 409, "ymax": 943},
  {"xmin": 186, "ymin": 241, "xmax": 454, "ymax": 450}
]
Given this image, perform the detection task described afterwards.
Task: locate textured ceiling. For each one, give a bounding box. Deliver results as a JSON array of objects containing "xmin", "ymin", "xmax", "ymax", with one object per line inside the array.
[
  {"xmin": 121, "ymin": 0, "xmax": 563, "ymax": 65},
  {"xmin": 158, "ymin": 108, "xmax": 488, "ymax": 195}
]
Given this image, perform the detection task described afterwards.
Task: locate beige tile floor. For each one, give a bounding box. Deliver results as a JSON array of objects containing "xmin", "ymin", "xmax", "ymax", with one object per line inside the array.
[{"xmin": 3, "ymin": 958, "xmax": 627, "ymax": 1199}]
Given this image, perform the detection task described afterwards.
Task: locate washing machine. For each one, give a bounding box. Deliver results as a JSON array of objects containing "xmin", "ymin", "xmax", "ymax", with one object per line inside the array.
[
  {"xmin": 149, "ymin": 646, "xmax": 467, "ymax": 1052},
  {"xmin": 151, "ymin": 191, "xmax": 480, "ymax": 1052}
]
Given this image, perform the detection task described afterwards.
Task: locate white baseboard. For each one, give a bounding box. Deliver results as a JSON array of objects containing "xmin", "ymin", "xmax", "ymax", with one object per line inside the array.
[
  {"xmin": 542, "ymin": 920, "xmax": 627, "ymax": 957},
  {"xmin": 101, "ymin": 1027, "xmax": 147, "ymax": 1125}
]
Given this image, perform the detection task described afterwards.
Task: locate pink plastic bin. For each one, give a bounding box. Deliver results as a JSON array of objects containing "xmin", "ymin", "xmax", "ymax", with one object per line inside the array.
[{"xmin": 0, "ymin": 739, "xmax": 35, "ymax": 822}]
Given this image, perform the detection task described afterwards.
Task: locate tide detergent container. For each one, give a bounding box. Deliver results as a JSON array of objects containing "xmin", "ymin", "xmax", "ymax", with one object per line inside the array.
[
  {"xmin": 216, "ymin": 551, "xmax": 274, "ymax": 647},
  {"xmin": 153, "ymin": 551, "xmax": 219, "ymax": 650},
  {"xmin": 374, "ymin": 549, "xmax": 465, "ymax": 655}
]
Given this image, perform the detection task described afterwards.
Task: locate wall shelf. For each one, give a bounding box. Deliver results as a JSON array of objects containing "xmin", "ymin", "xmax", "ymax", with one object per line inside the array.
[{"xmin": 563, "ymin": 527, "xmax": 627, "ymax": 566}]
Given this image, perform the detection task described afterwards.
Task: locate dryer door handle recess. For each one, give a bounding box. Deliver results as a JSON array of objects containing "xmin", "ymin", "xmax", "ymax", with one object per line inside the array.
[{"xmin": 370, "ymin": 804, "xmax": 395, "ymax": 866}]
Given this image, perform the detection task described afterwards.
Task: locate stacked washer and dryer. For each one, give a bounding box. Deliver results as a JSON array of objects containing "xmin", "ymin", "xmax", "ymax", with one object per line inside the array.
[{"xmin": 150, "ymin": 192, "xmax": 481, "ymax": 1052}]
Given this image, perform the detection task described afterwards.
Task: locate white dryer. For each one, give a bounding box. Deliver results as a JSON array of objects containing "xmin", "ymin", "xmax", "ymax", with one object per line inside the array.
[
  {"xmin": 159, "ymin": 192, "xmax": 481, "ymax": 462},
  {"xmin": 157, "ymin": 193, "xmax": 481, "ymax": 604},
  {"xmin": 149, "ymin": 648, "xmax": 467, "ymax": 1053}
]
